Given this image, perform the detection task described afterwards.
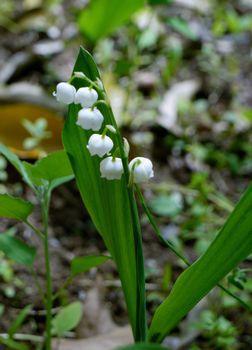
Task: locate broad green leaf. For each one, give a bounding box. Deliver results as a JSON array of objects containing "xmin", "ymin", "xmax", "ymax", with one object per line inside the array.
[
  {"xmin": 117, "ymin": 344, "xmax": 169, "ymax": 350},
  {"xmin": 149, "ymin": 184, "xmax": 252, "ymax": 343},
  {"xmin": 23, "ymin": 150, "xmax": 74, "ymax": 190},
  {"xmin": 148, "ymin": 0, "xmax": 173, "ymax": 4},
  {"xmin": 8, "ymin": 305, "xmax": 33, "ymax": 338},
  {"xmin": 52, "ymin": 301, "xmax": 83, "ymax": 337},
  {"xmin": 0, "ymin": 194, "xmax": 33, "ymax": 221},
  {"xmin": 71, "ymin": 255, "xmax": 111, "ymax": 276},
  {"xmin": 0, "ymin": 144, "xmax": 73, "ymax": 191},
  {"xmin": 0, "ymin": 234, "xmax": 36, "ymax": 266},
  {"xmin": 78, "ymin": 0, "xmax": 145, "ymax": 42},
  {"xmin": 167, "ymin": 17, "xmax": 198, "ymax": 40},
  {"xmin": 62, "ymin": 47, "xmax": 139, "ymax": 337},
  {"xmin": 0, "ymin": 337, "xmax": 28, "ymax": 350},
  {"xmin": 0, "ymin": 144, "xmax": 33, "ymax": 188}
]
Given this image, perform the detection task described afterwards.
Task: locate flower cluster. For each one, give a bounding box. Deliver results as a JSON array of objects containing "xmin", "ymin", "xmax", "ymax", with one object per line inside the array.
[{"xmin": 54, "ymin": 81, "xmax": 154, "ymax": 182}]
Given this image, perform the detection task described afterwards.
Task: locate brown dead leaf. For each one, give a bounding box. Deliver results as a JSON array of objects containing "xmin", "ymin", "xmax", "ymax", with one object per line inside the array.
[
  {"xmin": 0, "ymin": 103, "xmax": 64, "ymax": 158},
  {"xmin": 76, "ymin": 280, "xmax": 117, "ymax": 338},
  {"xmin": 56, "ymin": 326, "xmax": 133, "ymax": 350}
]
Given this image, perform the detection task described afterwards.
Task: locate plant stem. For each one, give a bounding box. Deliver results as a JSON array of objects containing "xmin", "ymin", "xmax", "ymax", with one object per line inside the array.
[
  {"xmin": 41, "ymin": 191, "xmax": 53, "ymax": 350},
  {"xmin": 25, "ymin": 220, "xmax": 44, "ymax": 240},
  {"xmin": 31, "ymin": 268, "xmax": 46, "ymax": 304},
  {"xmin": 135, "ymin": 184, "xmax": 189, "ymax": 266},
  {"xmin": 52, "ymin": 275, "xmax": 73, "ymax": 301}
]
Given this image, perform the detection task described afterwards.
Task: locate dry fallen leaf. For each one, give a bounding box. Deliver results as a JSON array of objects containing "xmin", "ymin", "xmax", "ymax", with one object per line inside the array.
[
  {"xmin": 0, "ymin": 103, "xmax": 64, "ymax": 158},
  {"xmin": 76, "ymin": 284, "xmax": 116, "ymax": 338},
  {"xmin": 56, "ymin": 325, "xmax": 133, "ymax": 350},
  {"xmin": 158, "ymin": 79, "xmax": 200, "ymax": 134}
]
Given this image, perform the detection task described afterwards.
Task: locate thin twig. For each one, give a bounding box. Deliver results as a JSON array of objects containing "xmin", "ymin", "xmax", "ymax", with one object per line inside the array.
[
  {"xmin": 25, "ymin": 220, "xmax": 44, "ymax": 240},
  {"xmin": 31, "ymin": 268, "xmax": 46, "ymax": 304}
]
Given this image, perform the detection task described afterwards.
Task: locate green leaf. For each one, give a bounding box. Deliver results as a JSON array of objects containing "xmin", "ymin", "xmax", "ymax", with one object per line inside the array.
[
  {"xmin": 0, "ymin": 194, "xmax": 33, "ymax": 221},
  {"xmin": 149, "ymin": 193, "xmax": 183, "ymax": 217},
  {"xmin": 117, "ymin": 345, "xmax": 169, "ymax": 350},
  {"xmin": 0, "ymin": 234, "xmax": 36, "ymax": 266},
  {"xmin": 71, "ymin": 255, "xmax": 111, "ymax": 276},
  {"xmin": 52, "ymin": 301, "xmax": 83, "ymax": 337},
  {"xmin": 0, "ymin": 144, "xmax": 33, "ymax": 188},
  {"xmin": 62, "ymin": 47, "xmax": 139, "ymax": 337},
  {"xmin": 149, "ymin": 184, "xmax": 252, "ymax": 343},
  {"xmin": 0, "ymin": 337, "xmax": 28, "ymax": 350},
  {"xmin": 23, "ymin": 150, "xmax": 74, "ymax": 190},
  {"xmin": 78, "ymin": 0, "xmax": 145, "ymax": 42},
  {"xmin": 0, "ymin": 144, "xmax": 73, "ymax": 191},
  {"xmin": 138, "ymin": 29, "xmax": 159, "ymax": 50},
  {"xmin": 8, "ymin": 305, "xmax": 33, "ymax": 338},
  {"xmin": 167, "ymin": 17, "xmax": 198, "ymax": 40},
  {"xmin": 148, "ymin": 0, "xmax": 173, "ymax": 4}
]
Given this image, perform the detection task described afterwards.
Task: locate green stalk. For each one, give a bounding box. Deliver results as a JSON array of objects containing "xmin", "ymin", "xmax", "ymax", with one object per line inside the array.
[
  {"xmin": 41, "ymin": 191, "xmax": 53, "ymax": 350},
  {"xmin": 135, "ymin": 185, "xmax": 189, "ymax": 266},
  {"xmin": 135, "ymin": 184, "xmax": 252, "ymax": 312},
  {"xmin": 106, "ymin": 106, "xmax": 147, "ymax": 342}
]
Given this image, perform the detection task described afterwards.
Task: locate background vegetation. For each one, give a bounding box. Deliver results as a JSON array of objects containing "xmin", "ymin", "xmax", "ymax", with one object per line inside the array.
[{"xmin": 0, "ymin": 0, "xmax": 251, "ymax": 349}]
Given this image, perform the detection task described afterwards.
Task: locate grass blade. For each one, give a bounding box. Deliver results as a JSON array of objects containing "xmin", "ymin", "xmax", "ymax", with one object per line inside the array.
[{"xmin": 8, "ymin": 305, "xmax": 33, "ymax": 338}]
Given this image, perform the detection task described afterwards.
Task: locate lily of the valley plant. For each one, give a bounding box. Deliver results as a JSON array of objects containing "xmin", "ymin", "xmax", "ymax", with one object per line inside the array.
[
  {"xmin": 59, "ymin": 48, "xmax": 252, "ymax": 348},
  {"xmin": 0, "ymin": 48, "xmax": 251, "ymax": 350}
]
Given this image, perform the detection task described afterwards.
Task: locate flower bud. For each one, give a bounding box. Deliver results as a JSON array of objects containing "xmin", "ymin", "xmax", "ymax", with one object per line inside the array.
[
  {"xmin": 74, "ymin": 71, "xmax": 86, "ymax": 78},
  {"xmin": 129, "ymin": 157, "xmax": 154, "ymax": 183},
  {"xmin": 96, "ymin": 78, "xmax": 104, "ymax": 91},
  {"xmin": 106, "ymin": 125, "xmax": 117, "ymax": 134},
  {"xmin": 87, "ymin": 134, "xmax": 113, "ymax": 157},
  {"xmin": 76, "ymin": 107, "xmax": 104, "ymax": 131},
  {"xmin": 53, "ymin": 82, "xmax": 76, "ymax": 104},
  {"xmin": 123, "ymin": 137, "xmax": 130, "ymax": 156},
  {"xmin": 100, "ymin": 157, "xmax": 123, "ymax": 180},
  {"xmin": 75, "ymin": 87, "xmax": 98, "ymax": 108}
]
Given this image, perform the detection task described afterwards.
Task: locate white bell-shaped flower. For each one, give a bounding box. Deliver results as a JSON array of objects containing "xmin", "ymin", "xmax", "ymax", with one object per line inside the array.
[
  {"xmin": 129, "ymin": 157, "xmax": 154, "ymax": 183},
  {"xmin": 53, "ymin": 82, "xmax": 76, "ymax": 104},
  {"xmin": 75, "ymin": 87, "xmax": 98, "ymax": 108},
  {"xmin": 87, "ymin": 134, "xmax": 113, "ymax": 157},
  {"xmin": 76, "ymin": 107, "xmax": 104, "ymax": 131},
  {"xmin": 100, "ymin": 157, "xmax": 123, "ymax": 180}
]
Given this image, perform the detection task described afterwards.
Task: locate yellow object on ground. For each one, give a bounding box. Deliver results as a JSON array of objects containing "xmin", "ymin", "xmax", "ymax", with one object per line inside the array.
[{"xmin": 0, "ymin": 103, "xmax": 64, "ymax": 158}]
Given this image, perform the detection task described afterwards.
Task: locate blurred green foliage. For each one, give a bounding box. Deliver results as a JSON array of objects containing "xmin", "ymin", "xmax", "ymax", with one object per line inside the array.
[
  {"xmin": 78, "ymin": 0, "xmax": 145, "ymax": 42},
  {"xmin": 0, "ymin": 0, "xmax": 252, "ymax": 347},
  {"xmin": 198, "ymin": 310, "xmax": 238, "ymax": 349}
]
